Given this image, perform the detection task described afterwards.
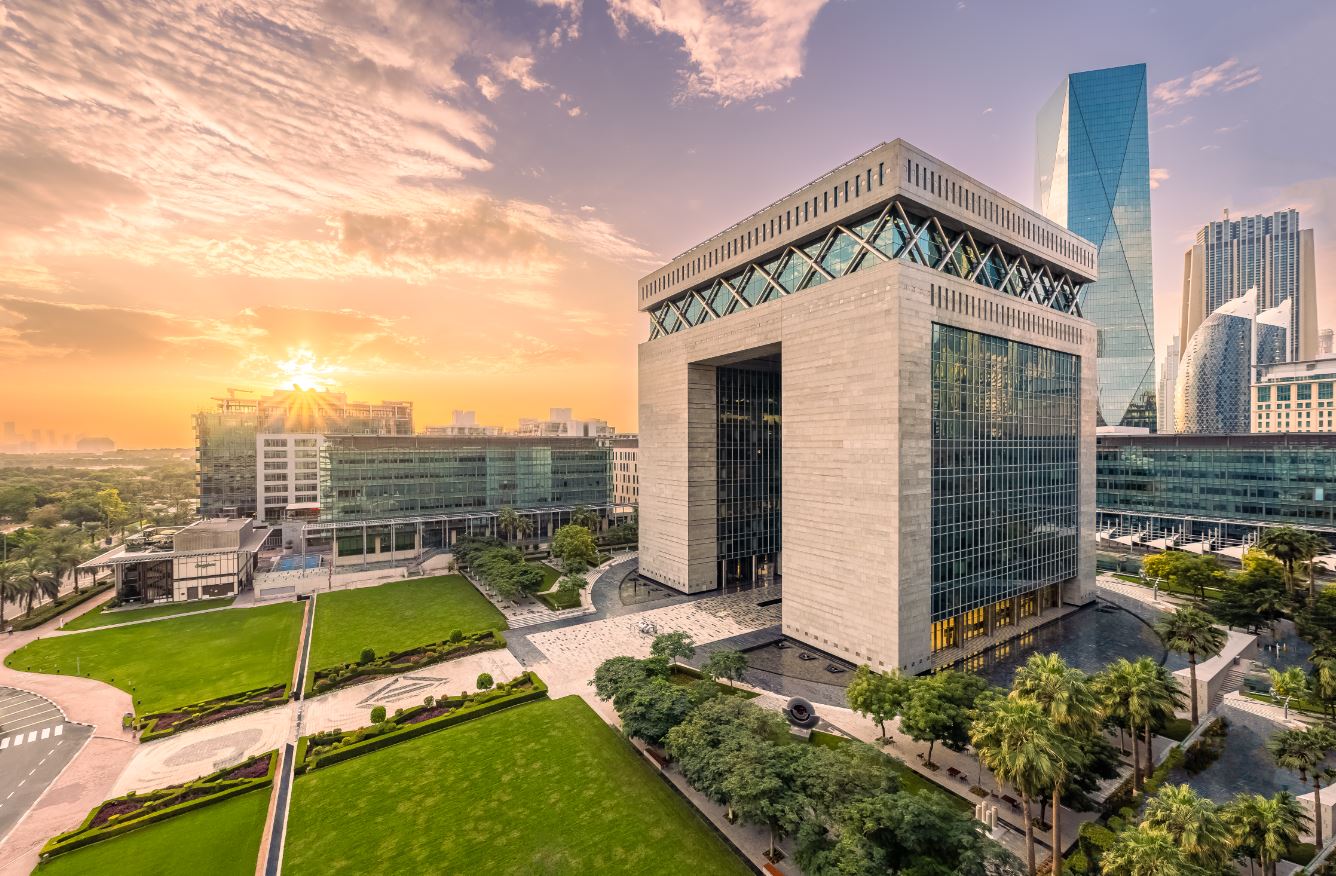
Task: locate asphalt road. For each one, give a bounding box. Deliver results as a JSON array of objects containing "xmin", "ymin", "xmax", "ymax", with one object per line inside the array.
[{"xmin": 0, "ymin": 687, "xmax": 90, "ymax": 843}]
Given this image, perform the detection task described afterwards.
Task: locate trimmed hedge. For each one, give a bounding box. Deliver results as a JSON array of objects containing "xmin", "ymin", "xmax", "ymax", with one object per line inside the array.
[
  {"xmin": 535, "ymin": 589, "xmax": 581, "ymax": 611},
  {"xmin": 309, "ymin": 630, "xmax": 505, "ymax": 695},
  {"xmin": 11, "ymin": 582, "xmax": 113, "ymax": 631},
  {"xmin": 138, "ymin": 685, "xmax": 290, "ymax": 741},
  {"xmin": 298, "ymin": 672, "xmax": 548, "ymax": 773},
  {"xmin": 41, "ymin": 750, "xmax": 278, "ymax": 859}
]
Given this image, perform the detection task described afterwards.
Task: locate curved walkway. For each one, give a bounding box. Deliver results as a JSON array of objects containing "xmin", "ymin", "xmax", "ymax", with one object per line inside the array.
[{"xmin": 0, "ymin": 588, "xmax": 138, "ymax": 876}]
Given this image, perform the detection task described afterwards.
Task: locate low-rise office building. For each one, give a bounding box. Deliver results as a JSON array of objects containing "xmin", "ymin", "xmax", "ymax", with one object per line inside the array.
[
  {"xmin": 638, "ymin": 139, "xmax": 1098, "ymax": 672},
  {"xmin": 79, "ymin": 518, "xmax": 271, "ymax": 603},
  {"xmin": 1253, "ymin": 360, "xmax": 1336, "ymax": 434},
  {"xmin": 605, "ymin": 435, "xmax": 639, "ymax": 506},
  {"xmin": 1097, "ymin": 433, "xmax": 1336, "ymax": 544}
]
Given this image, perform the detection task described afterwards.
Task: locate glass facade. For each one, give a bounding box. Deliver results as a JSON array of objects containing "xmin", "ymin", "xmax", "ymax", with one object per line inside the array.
[
  {"xmin": 1198, "ymin": 211, "xmax": 1304, "ymax": 360},
  {"xmin": 195, "ymin": 412, "xmax": 259, "ymax": 517},
  {"xmin": 647, "ymin": 198, "xmax": 1087, "ymax": 340},
  {"xmin": 1097, "ymin": 434, "xmax": 1336, "ymax": 533},
  {"xmin": 716, "ymin": 364, "xmax": 781, "ymax": 586},
  {"xmin": 930, "ymin": 325, "xmax": 1080, "ymax": 634},
  {"xmin": 1175, "ymin": 301, "xmax": 1254, "ymax": 434},
  {"xmin": 1037, "ymin": 64, "xmax": 1156, "ymax": 430},
  {"xmin": 318, "ymin": 436, "xmax": 611, "ymax": 521}
]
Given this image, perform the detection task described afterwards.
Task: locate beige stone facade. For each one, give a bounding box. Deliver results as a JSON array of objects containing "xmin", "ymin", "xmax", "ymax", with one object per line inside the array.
[{"xmin": 637, "ymin": 140, "xmax": 1098, "ymax": 672}]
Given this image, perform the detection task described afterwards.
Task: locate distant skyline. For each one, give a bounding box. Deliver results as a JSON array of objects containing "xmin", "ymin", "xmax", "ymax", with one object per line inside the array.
[{"xmin": 2, "ymin": 0, "xmax": 1333, "ymax": 447}]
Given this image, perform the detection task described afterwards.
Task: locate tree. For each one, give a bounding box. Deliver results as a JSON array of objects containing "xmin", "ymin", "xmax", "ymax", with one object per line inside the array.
[
  {"xmin": 722, "ymin": 737, "xmax": 809, "ymax": 859},
  {"xmin": 1142, "ymin": 550, "xmax": 1224, "ymax": 602},
  {"xmin": 555, "ymin": 573, "xmax": 586, "ymax": 598},
  {"xmin": 1155, "ymin": 606, "xmax": 1227, "ymax": 725},
  {"xmin": 17, "ymin": 552, "xmax": 57, "ymax": 615},
  {"xmin": 1099, "ymin": 826, "xmax": 1197, "ymax": 876},
  {"xmin": 551, "ymin": 523, "xmax": 599, "ymax": 574},
  {"xmin": 1224, "ymin": 792, "xmax": 1309, "ymax": 876},
  {"xmin": 1267, "ymin": 666, "xmax": 1307, "ymax": 720},
  {"xmin": 898, "ymin": 670, "xmax": 992, "ymax": 768},
  {"xmin": 496, "ymin": 506, "xmax": 533, "ymax": 548},
  {"xmin": 94, "ymin": 487, "xmax": 128, "ymax": 533},
  {"xmin": 666, "ymin": 697, "xmax": 786, "ymax": 817},
  {"xmin": 476, "ymin": 673, "xmax": 494, "ymax": 691},
  {"xmin": 1257, "ymin": 526, "xmax": 1327, "ymax": 599},
  {"xmin": 358, "ymin": 647, "xmax": 375, "ymax": 664},
  {"xmin": 0, "ymin": 561, "xmax": 23, "ymax": 629},
  {"xmin": 1010, "ymin": 653, "xmax": 1099, "ymax": 874},
  {"xmin": 702, "ymin": 649, "xmax": 749, "ymax": 689},
  {"xmin": 591, "ymin": 655, "xmax": 670, "ymax": 710},
  {"xmin": 970, "ymin": 696, "xmax": 1073, "ymax": 876},
  {"xmin": 1215, "ymin": 564, "xmax": 1286, "ymax": 637},
  {"xmin": 1141, "ymin": 783, "xmax": 1232, "ymax": 870},
  {"xmin": 1268, "ymin": 725, "xmax": 1336, "ymax": 847},
  {"xmin": 617, "ymin": 677, "xmax": 693, "ymax": 745},
  {"xmin": 47, "ymin": 532, "xmax": 89, "ymax": 595},
  {"xmin": 1309, "ymin": 654, "xmax": 1336, "ymax": 719},
  {"xmin": 650, "ymin": 631, "xmax": 696, "ymax": 663},
  {"xmin": 845, "ymin": 665, "xmax": 908, "ymax": 742},
  {"xmin": 370, "ymin": 705, "xmax": 386, "ymax": 724},
  {"xmin": 570, "ymin": 505, "xmax": 599, "ymax": 532}
]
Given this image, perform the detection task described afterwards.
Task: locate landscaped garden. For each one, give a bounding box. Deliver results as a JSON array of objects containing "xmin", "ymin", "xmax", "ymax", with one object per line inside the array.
[
  {"xmin": 61, "ymin": 596, "xmax": 236, "ymax": 631},
  {"xmin": 35, "ymin": 785, "xmax": 269, "ymax": 876},
  {"xmin": 307, "ymin": 575, "xmax": 506, "ymax": 677},
  {"xmin": 283, "ymin": 695, "xmax": 751, "ymax": 875},
  {"xmin": 5, "ymin": 601, "xmax": 303, "ymax": 715}
]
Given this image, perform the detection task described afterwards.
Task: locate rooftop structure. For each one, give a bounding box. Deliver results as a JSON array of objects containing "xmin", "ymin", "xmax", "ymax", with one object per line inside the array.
[{"xmin": 78, "ymin": 518, "xmax": 271, "ymax": 603}]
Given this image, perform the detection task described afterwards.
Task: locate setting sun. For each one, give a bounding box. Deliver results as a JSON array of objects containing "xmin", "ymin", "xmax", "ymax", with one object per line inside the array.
[{"xmin": 273, "ymin": 347, "xmax": 339, "ymax": 392}]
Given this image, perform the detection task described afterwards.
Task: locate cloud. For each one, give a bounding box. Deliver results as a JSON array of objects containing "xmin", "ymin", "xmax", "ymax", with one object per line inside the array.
[
  {"xmin": 0, "ymin": 143, "xmax": 145, "ymax": 236},
  {"xmin": 1149, "ymin": 168, "xmax": 1170, "ymax": 190},
  {"xmin": 1152, "ymin": 58, "xmax": 1262, "ymax": 111},
  {"xmin": 607, "ymin": 0, "xmax": 831, "ymax": 103},
  {"xmin": 982, "ymin": 107, "xmax": 993, "ymax": 115}
]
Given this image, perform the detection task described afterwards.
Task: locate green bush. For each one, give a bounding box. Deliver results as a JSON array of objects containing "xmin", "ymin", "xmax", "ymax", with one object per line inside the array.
[
  {"xmin": 449, "ymin": 629, "xmax": 463, "ymax": 643},
  {"xmin": 476, "ymin": 673, "xmax": 493, "ymax": 691},
  {"xmin": 370, "ymin": 705, "xmax": 386, "ymax": 724},
  {"xmin": 137, "ymin": 684, "xmax": 289, "ymax": 741},
  {"xmin": 359, "ymin": 647, "xmax": 375, "ymax": 665},
  {"xmin": 11, "ymin": 582, "xmax": 114, "ymax": 631}
]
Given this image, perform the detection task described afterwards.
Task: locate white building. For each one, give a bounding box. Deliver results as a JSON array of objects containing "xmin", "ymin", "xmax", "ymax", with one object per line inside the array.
[
  {"xmin": 637, "ymin": 140, "xmax": 1097, "ymax": 673},
  {"xmin": 424, "ymin": 410, "xmax": 504, "ymax": 437},
  {"xmin": 604, "ymin": 435, "xmax": 639, "ymax": 505},
  {"xmin": 1253, "ymin": 359, "xmax": 1336, "ymax": 434},
  {"xmin": 1157, "ymin": 336, "xmax": 1179, "ymax": 435},
  {"xmin": 516, "ymin": 408, "xmax": 615, "ymax": 438},
  {"xmin": 255, "ymin": 433, "xmax": 322, "ymax": 523}
]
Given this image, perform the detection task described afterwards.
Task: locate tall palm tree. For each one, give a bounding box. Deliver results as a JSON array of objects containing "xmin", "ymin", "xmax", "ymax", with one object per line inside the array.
[
  {"xmin": 571, "ymin": 505, "xmax": 598, "ymax": 533},
  {"xmin": 1097, "ymin": 659, "xmax": 1149, "ymax": 790},
  {"xmin": 1258, "ymin": 526, "xmax": 1315, "ymax": 597},
  {"xmin": 497, "ymin": 506, "xmax": 521, "ymax": 544},
  {"xmin": 1225, "ymin": 791, "xmax": 1309, "ymax": 876},
  {"xmin": 1268, "ymin": 725, "xmax": 1336, "ymax": 848},
  {"xmin": 1099, "ymin": 825, "xmax": 1197, "ymax": 876},
  {"xmin": 18, "ymin": 553, "xmax": 57, "ymax": 615},
  {"xmin": 970, "ymin": 696, "xmax": 1073, "ymax": 875},
  {"xmin": 0, "ymin": 561, "xmax": 23, "ymax": 629},
  {"xmin": 1310, "ymin": 655, "xmax": 1336, "ymax": 719},
  {"xmin": 1268, "ymin": 666, "xmax": 1308, "ymax": 720},
  {"xmin": 1141, "ymin": 783, "xmax": 1232, "ymax": 869},
  {"xmin": 47, "ymin": 532, "xmax": 87, "ymax": 595},
  {"xmin": 1010, "ymin": 652, "xmax": 1099, "ymax": 874},
  {"xmin": 1135, "ymin": 659, "xmax": 1185, "ymax": 775},
  {"xmin": 1156, "ymin": 606, "xmax": 1227, "ymax": 725}
]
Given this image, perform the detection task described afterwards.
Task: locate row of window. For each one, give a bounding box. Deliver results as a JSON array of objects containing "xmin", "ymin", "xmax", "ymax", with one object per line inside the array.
[{"xmin": 1256, "ymin": 382, "xmax": 1335, "ymax": 402}]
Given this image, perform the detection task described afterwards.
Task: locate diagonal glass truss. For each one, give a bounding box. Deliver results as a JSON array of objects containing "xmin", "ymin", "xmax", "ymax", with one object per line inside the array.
[{"xmin": 647, "ymin": 198, "xmax": 1086, "ymax": 340}]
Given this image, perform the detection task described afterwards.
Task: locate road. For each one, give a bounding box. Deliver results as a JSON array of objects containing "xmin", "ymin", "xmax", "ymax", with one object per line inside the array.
[{"xmin": 0, "ymin": 687, "xmax": 91, "ymax": 845}]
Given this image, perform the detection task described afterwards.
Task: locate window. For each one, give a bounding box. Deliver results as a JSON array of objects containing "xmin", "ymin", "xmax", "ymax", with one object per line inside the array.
[
  {"xmin": 263, "ymin": 449, "xmax": 287, "ymax": 459},
  {"xmin": 264, "ymin": 461, "xmax": 287, "ymax": 471},
  {"xmin": 1278, "ymin": 385, "xmax": 1292, "ymax": 402},
  {"xmin": 1321, "ymin": 383, "xmax": 1334, "ymax": 400},
  {"xmin": 263, "ymin": 438, "xmax": 288, "ymax": 447},
  {"xmin": 1299, "ymin": 384, "xmax": 1312, "ymax": 401}
]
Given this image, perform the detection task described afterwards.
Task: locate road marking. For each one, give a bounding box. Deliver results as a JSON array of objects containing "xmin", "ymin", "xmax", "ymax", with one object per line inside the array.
[
  {"xmin": 26, "ymin": 731, "xmax": 36, "ymax": 743},
  {"xmin": 0, "ymin": 738, "xmax": 7, "ymax": 750},
  {"xmin": 54, "ymin": 725, "xmax": 62, "ymax": 737},
  {"xmin": 27, "ymin": 768, "xmax": 35, "ymax": 776},
  {"xmin": 12, "ymin": 735, "xmax": 20, "ymax": 747},
  {"xmin": 40, "ymin": 727, "xmax": 49, "ymax": 740}
]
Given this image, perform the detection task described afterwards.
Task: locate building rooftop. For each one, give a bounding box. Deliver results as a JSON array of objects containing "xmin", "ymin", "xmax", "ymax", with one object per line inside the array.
[{"xmin": 1097, "ymin": 432, "xmax": 1336, "ymax": 449}]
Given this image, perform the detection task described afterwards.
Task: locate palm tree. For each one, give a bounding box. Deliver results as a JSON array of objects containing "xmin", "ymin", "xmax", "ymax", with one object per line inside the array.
[
  {"xmin": 1099, "ymin": 825, "xmax": 1196, "ymax": 876},
  {"xmin": 1258, "ymin": 526, "xmax": 1323, "ymax": 598},
  {"xmin": 47, "ymin": 532, "xmax": 87, "ymax": 595},
  {"xmin": 1225, "ymin": 792, "xmax": 1309, "ymax": 876},
  {"xmin": 1141, "ymin": 783, "xmax": 1232, "ymax": 869},
  {"xmin": 1155, "ymin": 606, "xmax": 1227, "ymax": 725},
  {"xmin": 1136, "ymin": 659, "xmax": 1185, "ymax": 775},
  {"xmin": 497, "ymin": 506, "xmax": 521, "ymax": 544},
  {"xmin": 1010, "ymin": 653, "xmax": 1099, "ymax": 874},
  {"xmin": 1310, "ymin": 655, "xmax": 1336, "ymax": 719},
  {"xmin": 1268, "ymin": 666, "xmax": 1308, "ymax": 720},
  {"xmin": 570, "ymin": 505, "xmax": 598, "ymax": 533},
  {"xmin": 18, "ymin": 553, "xmax": 57, "ymax": 616},
  {"xmin": 1097, "ymin": 659, "xmax": 1149, "ymax": 790},
  {"xmin": 0, "ymin": 561, "xmax": 23, "ymax": 629},
  {"xmin": 970, "ymin": 696, "xmax": 1073, "ymax": 875},
  {"xmin": 1268, "ymin": 725, "xmax": 1336, "ymax": 847}
]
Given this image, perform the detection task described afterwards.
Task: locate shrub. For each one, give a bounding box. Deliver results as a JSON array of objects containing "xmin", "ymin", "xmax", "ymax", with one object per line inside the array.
[
  {"xmin": 449, "ymin": 629, "xmax": 463, "ymax": 643},
  {"xmin": 370, "ymin": 705, "xmax": 386, "ymax": 724},
  {"xmin": 359, "ymin": 647, "xmax": 375, "ymax": 665},
  {"xmin": 476, "ymin": 673, "xmax": 493, "ymax": 691},
  {"xmin": 424, "ymin": 695, "xmax": 434, "ymax": 707}
]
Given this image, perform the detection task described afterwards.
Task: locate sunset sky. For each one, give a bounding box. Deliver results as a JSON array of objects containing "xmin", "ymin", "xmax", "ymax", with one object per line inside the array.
[{"xmin": 2, "ymin": 0, "xmax": 1334, "ymax": 448}]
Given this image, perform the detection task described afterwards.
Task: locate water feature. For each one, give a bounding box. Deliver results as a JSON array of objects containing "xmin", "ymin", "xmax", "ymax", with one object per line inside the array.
[{"xmin": 1166, "ymin": 707, "xmax": 1331, "ymax": 802}]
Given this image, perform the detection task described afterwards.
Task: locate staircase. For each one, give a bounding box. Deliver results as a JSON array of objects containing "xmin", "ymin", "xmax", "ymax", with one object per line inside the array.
[{"xmin": 1212, "ymin": 666, "xmax": 1250, "ymax": 711}]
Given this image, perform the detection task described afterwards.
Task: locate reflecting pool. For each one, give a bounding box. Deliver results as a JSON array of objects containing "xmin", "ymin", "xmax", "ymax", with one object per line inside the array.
[{"xmin": 1166, "ymin": 706, "xmax": 1329, "ymax": 802}]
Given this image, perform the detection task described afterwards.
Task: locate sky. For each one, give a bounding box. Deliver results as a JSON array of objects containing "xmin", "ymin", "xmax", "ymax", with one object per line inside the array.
[{"xmin": 1, "ymin": 0, "xmax": 1333, "ymax": 448}]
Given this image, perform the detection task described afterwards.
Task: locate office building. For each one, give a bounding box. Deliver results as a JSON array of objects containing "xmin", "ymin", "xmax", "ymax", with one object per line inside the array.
[
  {"xmin": 605, "ymin": 435, "xmax": 640, "ymax": 505},
  {"xmin": 256, "ymin": 433, "xmax": 323, "ymax": 522},
  {"xmin": 1036, "ymin": 63, "xmax": 1156, "ymax": 430},
  {"xmin": 1253, "ymin": 360, "xmax": 1336, "ymax": 434},
  {"xmin": 638, "ymin": 140, "xmax": 1097, "ymax": 672},
  {"xmin": 77, "ymin": 518, "xmax": 271, "ymax": 603},
  {"xmin": 1320, "ymin": 328, "xmax": 1333, "ymax": 358},
  {"xmin": 1181, "ymin": 210, "xmax": 1318, "ymax": 361},
  {"xmin": 306, "ymin": 435, "xmax": 613, "ymax": 563},
  {"xmin": 195, "ymin": 388, "xmax": 414, "ymax": 518},
  {"xmin": 516, "ymin": 408, "xmax": 615, "ymax": 438},
  {"xmin": 424, "ymin": 410, "xmax": 504, "ymax": 437},
  {"xmin": 1157, "ymin": 336, "xmax": 1180, "ymax": 435},
  {"xmin": 1175, "ymin": 290, "xmax": 1289, "ymax": 434},
  {"xmin": 1097, "ymin": 433, "xmax": 1336, "ymax": 544}
]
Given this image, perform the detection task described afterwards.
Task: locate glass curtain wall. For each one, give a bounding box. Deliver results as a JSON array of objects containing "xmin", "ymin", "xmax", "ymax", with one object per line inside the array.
[
  {"xmin": 716, "ymin": 364, "xmax": 781, "ymax": 588},
  {"xmin": 930, "ymin": 324, "xmax": 1080, "ymax": 652}
]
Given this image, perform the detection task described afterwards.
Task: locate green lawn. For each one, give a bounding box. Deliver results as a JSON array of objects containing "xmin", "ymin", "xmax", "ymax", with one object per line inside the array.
[
  {"xmin": 809, "ymin": 730, "xmax": 972, "ymax": 813},
  {"xmin": 36, "ymin": 786, "xmax": 268, "ymax": 876},
  {"xmin": 284, "ymin": 696, "xmax": 750, "ymax": 876},
  {"xmin": 308, "ymin": 575, "xmax": 506, "ymax": 674},
  {"xmin": 537, "ymin": 563, "xmax": 561, "ymax": 591},
  {"xmin": 6, "ymin": 602, "xmax": 303, "ymax": 715},
  {"xmin": 62, "ymin": 598, "xmax": 236, "ymax": 631}
]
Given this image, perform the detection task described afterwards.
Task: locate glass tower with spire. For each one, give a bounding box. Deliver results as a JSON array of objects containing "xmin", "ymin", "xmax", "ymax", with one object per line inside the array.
[{"xmin": 1036, "ymin": 63, "xmax": 1156, "ymax": 430}]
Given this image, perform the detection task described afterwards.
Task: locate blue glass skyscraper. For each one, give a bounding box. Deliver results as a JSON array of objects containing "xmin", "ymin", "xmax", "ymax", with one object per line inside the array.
[{"xmin": 1036, "ymin": 63, "xmax": 1156, "ymax": 430}]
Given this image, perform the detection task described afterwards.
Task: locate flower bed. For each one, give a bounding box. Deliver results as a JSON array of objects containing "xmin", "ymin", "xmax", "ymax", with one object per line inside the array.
[
  {"xmin": 10, "ymin": 582, "xmax": 114, "ymax": 631},
  {"xmin": 137, "ymin": 685, "xmax": 289, "ymax": 741},
  {"xmin": 40, "ymin": 750, "xmax": 278, "ymax": 859},
  {"xmin": 297, "ymin": 672, "xmax": 547, "ymax": 773},
  {"xmin": 308, "ymin": 630, "xmax": 504, "ymax": 696}
]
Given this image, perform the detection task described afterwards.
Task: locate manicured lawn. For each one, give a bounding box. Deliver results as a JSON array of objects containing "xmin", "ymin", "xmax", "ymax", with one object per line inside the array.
[
  {"xmin": 537, "ymin": 563, "xmax": 561, "ymax": 591},
  {"xmin": 308, "ymin": 575, "xmax": 507, "ymax": 674},
  {"xmin": 5, "ymin": 602, "xmax": 303, "ymax": 715},
  {"xmin": 284, "ymin": 696, "xmax": 750, "ymax": 875},
  {"xmin": 810, "ymin": 730, "xmax": 973, "ymax": 813},
  {"xmin": 36, "ymin": 786, "xmax": 268, "ymax": 876},
  {"xmin": 62, "ymin": 598, "xmax": 236, "ymax": 631}
]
